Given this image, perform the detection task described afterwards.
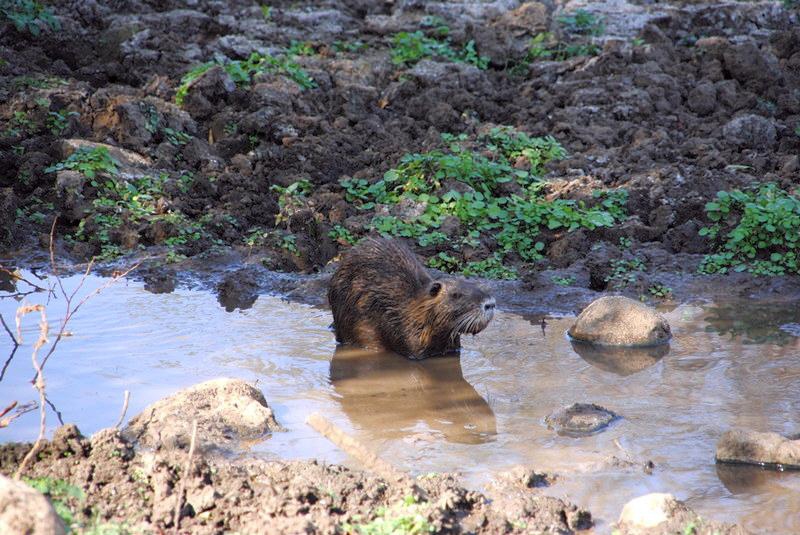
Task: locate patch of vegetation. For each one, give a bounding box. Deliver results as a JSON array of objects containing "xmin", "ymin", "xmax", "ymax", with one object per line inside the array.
[
  {"xmin": 605, "ymin": 257, "xmax": 646, "ymax": 288},
  {"xmin": 552, "ymin": 275, "xmax": 576, "ymax": 286},
  {"xmin": 557, "ymin": 9, "xmax": 605, "ymax": 36},
  {"xmin": 332, "ymin": 40, "xmax": 368, "ymax": 54},
  {"xmin": 24, "ymin": 477, "xmax": 83, "ymax": 532},
  {"xmin": 391, "ymin": 26, "xmax": 488, "ymax": 69},
  {"xmin": 795, "ymin": 122, "xmax": 800, "ymax": 137},
  {"xmin": 648, "ymin": 283, "xmax": 673, "ymax": 299},
  {"xmin": 260, "ymin": 4, "xmax": 271, "ymax": 19},
  {"xmin": 341, "ymin": 495, "xmax": 434, "ymax": 535},
  {"xmin": 699, "ymin": 183, "xmax": 800, "ymax": 275},
  {"xmin": 329, "ymin": 224, "xmax": 358, "ymax": 245},
  {"xmin": 44, "ymin": 146, "xmax": 119, "ymax": 179},
  {"xmin": 288, "ymin": 40, "xmax": 316, "ymax": 57},
  {"xmin": 339, "ymin": 127, "xmax": 627, "ymax": 279},
  {"xmin": 11, "ymin": 75, "xmax": 68, "ymax": 89},
  {"xmin": 271, "ymin": 178, "xmax": 313, "ymax": 225},
  {"xmin": 175, "ymin": 51, "xmax": 316, "ymax": 105},
  {"xmin": 47, "ymin": 110, "xmax": 79, "ymax": 135},
  {"xmin": 1, "ymin": 0, "xmax": 60, "ymax": 36},
  {"xmin": 4, "ymin": 110, "xmax": 32, "ymax": 136}
]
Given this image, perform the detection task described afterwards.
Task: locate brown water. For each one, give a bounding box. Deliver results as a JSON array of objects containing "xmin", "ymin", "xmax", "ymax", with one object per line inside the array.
[{"xmin": 2, "ymin": 271, "xmax": 800, "ymax": 533}]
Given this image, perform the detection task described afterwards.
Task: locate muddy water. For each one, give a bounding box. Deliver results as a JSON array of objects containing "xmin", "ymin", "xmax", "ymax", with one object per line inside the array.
[{"xmin": 2, "ymin": 272, "xmax": 800, "ymax": 533}]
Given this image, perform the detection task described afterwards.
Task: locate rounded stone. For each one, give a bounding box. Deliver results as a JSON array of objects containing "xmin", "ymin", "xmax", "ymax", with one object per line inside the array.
[
  {"xmin": 0, "ymin": 475, "xmax": 66, "ymax": 535},
  {"xmin": 545, "ymin": 403, "xmax": 620, "ymax": 437},
  {"xmin": 568, "ymin": 296, "xmax": 671, "ymax": 347}
]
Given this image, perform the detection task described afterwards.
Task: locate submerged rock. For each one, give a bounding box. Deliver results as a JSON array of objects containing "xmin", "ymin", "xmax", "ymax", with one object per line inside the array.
[
  {"xmin": 716, "ymin": 429, "xmax": 800, "ymax": 469},
  {"xmin": 123, "ymin": 378, "xmax": 281, "ymax": 452},
  {"xmin": 0, "ymin": 474, "xmax": 66, "ymax": 535},
  {"xmin": 568, "ymin": 296, "xmax": 671, "ymax": 347},
  {"xmin": 545, "ymin": 403, "xmax": 620, "ymax": 437}
]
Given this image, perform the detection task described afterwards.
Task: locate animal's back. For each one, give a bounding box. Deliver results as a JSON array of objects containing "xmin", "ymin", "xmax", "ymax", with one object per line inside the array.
[{"xmin": 328, "ymin": 238, "xmax": 431, "ymax": 350}]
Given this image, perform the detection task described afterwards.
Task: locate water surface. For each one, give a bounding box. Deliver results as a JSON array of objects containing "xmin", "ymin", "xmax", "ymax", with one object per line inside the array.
[{"xmin": 2, "ymin": 271, "xmax": 799, "ymax": 533}]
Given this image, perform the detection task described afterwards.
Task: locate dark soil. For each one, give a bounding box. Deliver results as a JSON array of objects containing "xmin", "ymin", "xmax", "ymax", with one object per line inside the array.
[
  {"xmin": 0, "ymin": 424, "xmax": 598, "ymax": 534},
  {"xmin": 2, "ymin": 0, "xmax": 800, "ymax": 300}
]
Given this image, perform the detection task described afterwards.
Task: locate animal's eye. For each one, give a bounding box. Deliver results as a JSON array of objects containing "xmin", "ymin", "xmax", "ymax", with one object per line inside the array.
[{"xmin": 429, "ymin": 282, "xmax": 442, "ymax": 297}]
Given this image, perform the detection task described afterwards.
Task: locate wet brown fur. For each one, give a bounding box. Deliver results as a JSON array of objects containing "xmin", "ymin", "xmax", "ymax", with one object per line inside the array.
[{"xmin": 328, "ymin": 238, "xmax": 494, "ymax": 359}]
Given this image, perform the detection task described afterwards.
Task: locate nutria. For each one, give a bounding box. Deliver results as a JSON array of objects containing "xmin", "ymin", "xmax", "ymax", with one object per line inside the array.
[{"xmin": 328, "ymin": 238, "xmax": 495, "ymax": 359}]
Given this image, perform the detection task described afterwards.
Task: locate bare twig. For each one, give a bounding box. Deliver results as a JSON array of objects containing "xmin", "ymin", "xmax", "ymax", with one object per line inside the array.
[
  {"xmin": 0, "ymin": 401, "xmax": 36, "ymax": 429},
  {"xmin": 306, "ymin": 413, "xmax": 409, "ymax": 483},
  {"xmin": 45, "ymin": 396, "xmax": 65, "ymax": 426},
  {"xmin": 0, "ymin": 313, "xmax": 18, "ymax": 346},
  {"xmin": 0, "ymin": 265, "xmax": 50, "ymax": 294},
  {"xmin": 115, "ymin": 390, "xmax": 131, "ymax": 429},
  {"xmin": 14, "ymin": 304, "xmax": 49, "ymax": 480},
  {"xmin": 173, "ymin": 419, "xmax": 198, "ymax": 534},
  {"xmin": 0, "ymin": 345, "xmax": 18, "ymax": 382}
]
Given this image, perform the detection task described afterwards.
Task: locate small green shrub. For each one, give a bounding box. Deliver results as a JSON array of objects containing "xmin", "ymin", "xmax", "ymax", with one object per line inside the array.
[
  {"xmin": 175, "ymin": 51, "xmax": 316, "ymax": 105},
  {"xmin": 648, "ymin": 283, "xmax": 673, "ymax": 299},
  {"xmin": 391, "ymin": 29, "xmax": 488, "ymax": 69},
  {"xmin": 557, "ymin": 9, "xmax": 605, "ymax": 36},
  {"xmin": 47, "ymin": 110, "xmax": 79, "ymax": 135},
  {"xmin": 288, "ymin": 40, "xmax": 316, "ymax": 56},
  {"xmin": 1, "ymin": 0, "xmax": 60, "ymax": 35},
  {"xmin": 605, "ymin": 257, "xmax": 645, "ymax": 288},
  {"xmin": 552, "ymin": 275, "xmax": 576, "ymax": 286},
  {"xmin": 341, "ymin": 495, "xmax": 434, "ymax": 535},
  {"xmin": 329, "ymin": 224, "xmax": 357, "ymax": 245},
  {"xmin": 699, "ymin": 183, "xmax": 800, "ymax": 275},
  {"xmin": 332, "ymin": 40, "xmax": 368, "ymax": 54},
  {"xmin": 45, "ymin": 146, "xmax": 119, "ymax": 179}
]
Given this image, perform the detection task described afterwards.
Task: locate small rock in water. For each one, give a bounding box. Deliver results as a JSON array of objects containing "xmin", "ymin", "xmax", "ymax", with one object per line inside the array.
[
  {"xmin": 568, "ymin": 296, "xmax": 671, "ymax": 347},
  {"xmin": 716, "ymin": 429, "xmax": 800, "ymax": 470},
  {"xmin": 545, "ymin": 403, "xmax": 620, "ymax": 437},
  {"xmin": 0, "ymin": 474, "xmax": 66, "ymax": 535}
]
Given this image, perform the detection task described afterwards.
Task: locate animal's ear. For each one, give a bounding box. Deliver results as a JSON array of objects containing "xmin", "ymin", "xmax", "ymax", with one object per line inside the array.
[{"xmin": 428, "ymin": 281, "xmax": 442, "ymax": 297}]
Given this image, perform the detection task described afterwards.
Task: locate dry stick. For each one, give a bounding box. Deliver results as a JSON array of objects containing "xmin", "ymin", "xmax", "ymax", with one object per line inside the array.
[
  {"xmin": 0, "ymin": 265, "xmax": 51, "ymax": 294},
  {"xmin": 0, "ymin": 401, "xmax": 36, "ymax": 429},
  {"xmin": 14, "ymin": 304, "xmax": 49, "ymax": 480},
  {"xmin": 173, "ymin": 419, "xmax": 198, "ymax": 535},
  {"xmin": 115, "ymin": 390, "xmax": 131, "ymax": 429},
  {"xmin": 0, "ymin": 345, "xmax": 18, "ymax": 382},
  {"xmin": 306, "ymin": 413, "xmax": 409, "ymax": 484}
]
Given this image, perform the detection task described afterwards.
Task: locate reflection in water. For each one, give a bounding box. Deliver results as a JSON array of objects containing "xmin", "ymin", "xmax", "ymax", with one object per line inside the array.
[
  {"xmin": 715, "ymin": 462, "xmax": 794, "ymax": 495},
  {"xmin": 329, "ymin": 346, "xmax": 496, "ymax": 444},
  {"xmin": 569, "ymin": 340, "xmax": 669, "ymax": 376},
  {"xmin": 703, "ymin": 302, "xmax": 800, "ymax": 345}
]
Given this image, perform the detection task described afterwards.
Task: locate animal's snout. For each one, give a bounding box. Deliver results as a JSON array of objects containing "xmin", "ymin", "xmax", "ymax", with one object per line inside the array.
[{"xmin": 483, "ymin": 298, "xmax": 496, "ymax": 312}]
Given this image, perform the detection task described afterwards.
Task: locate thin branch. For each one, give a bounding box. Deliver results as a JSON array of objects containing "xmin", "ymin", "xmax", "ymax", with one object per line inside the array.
[
  {"xmin": 0, "ymin": 313, "xmax": 19, "ymax": 346},
  {"xmin": 14, "ymin": 304, "xmax": 49, "ymax": 480},
  {"xmin": 0, "ymin": 401, "xmax": 37, "ymax": 429},
  {"xmin": 0, "ymin": 345, "xmax": 18, "ymax": 382},
  {"xmin": 173, "ymin": 419, "xmax": 198, "ymax": 534},
  {"xmin": 115, "ymin": 390, "xmax": 130, "ymax": 429},
  {"xmin": 45, "ymin": 396, "xmax": 65, "ymax": 426},
  {"xmin": 0, "ymin": 265, "xmax": 50, "ymax": 294}
]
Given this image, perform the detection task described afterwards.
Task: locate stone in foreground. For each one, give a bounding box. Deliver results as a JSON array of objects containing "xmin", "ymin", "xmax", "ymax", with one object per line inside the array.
[
  {"xmin": 568, "ymin": 296, "xmax": 671, "ymax": 347},
  {"xmin": 0, "ymin": 474, "xmax": 66, "ymax": 535},
  {"xmin": 716, "ymin": 429, "xmax": 800, "ymax": 469},
  {"xmin": 123, "ymin": 378, "xmax": 281, "ymax": 452}
]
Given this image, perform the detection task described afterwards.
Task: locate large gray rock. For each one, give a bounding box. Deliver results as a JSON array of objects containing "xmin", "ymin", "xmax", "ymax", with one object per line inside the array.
[
  {"xmin": 123, "ymin": 378, "xmax": 281, "ymax": 452},
  {"xmin": 0, "ymin": 474, "xmax": 66, "ymax": 535},
  {"xmin": 568, "ymin": 296, "xmax": 671, "ymax": 347},
  {"xmin": 716, "ymin": 429, "xmax": 800, "ymax": 469}
]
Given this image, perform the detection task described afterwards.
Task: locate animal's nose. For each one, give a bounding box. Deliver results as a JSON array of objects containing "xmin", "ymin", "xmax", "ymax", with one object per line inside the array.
[{"xmin": 483, "ymin": 298, "xmax": 496, "ymax": 311}]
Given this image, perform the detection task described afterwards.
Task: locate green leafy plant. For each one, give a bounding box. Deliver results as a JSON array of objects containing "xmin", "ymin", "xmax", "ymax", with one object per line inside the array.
[
  {"xmin": 341, "ymin": 495, "xmax": 434, "ymax": 535},
  {"xmin": 557, "ymin": 9, "xmax": 605, "ymax": 36},
  {"xmin": 1, "ymin": 0, "xmax": 60, "ymax": 36},
  {"xmin": 605, "ymin": 257, "xmax": 645, "ymax": 288},
  {"xmin": 175, "ymin": 51, "xmax": 316, "ymax": 105},
  {"xmin": 552, "ymin": 275, "xmax": 576, "ymax": 286},
  {"xmin": 47, "ymin": 110, "xmax": 79, "ymax": 135},
  {"xmin": 795, "ymin": 122, "xmax": 800, "ymax": 137},
  {"xmin": 391, "ymin": 29, "xmax": 488, "ymax": 69},
  {"xmin": 4, "ymin": 110, "xmax": 32, "ymax": 136},
  {"xmin": 648, "ymin": 283, "xmax": 673, "ymax": 299},
  {"xmin": 288, "ymin": 40, "xmax": 315, "ymax": 56},
  {"xmin": 338, "ymin": 128, "xmax": 626, "ymax": 279},
  {"xmin": 271, "ymin": 178, "xmax": 313, "ymax": 224},
  {"xmin": 162, "ymin": 127, "xmax": 191, "ymax": 146},
  {"xmin": 332, "ymin": 40, "xmax": 368, "ymax": 54},
  {"xmin": 260, "ymin": 4, "xmax": 271, "ymax": 19},
  {"xmin": 44, "ymin": 146, "xmax": 120, "ymax": 179},
  {"xmin": 24, "ymin": 477, "xmax": 83, "ymax": 532},
  {"xmin": 329, "ymin": 224, "xmax": 357, "ymax": 245},
  {"xmin": 699, "ymin": 183, "xmax": 800, "ymax": 275}
]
